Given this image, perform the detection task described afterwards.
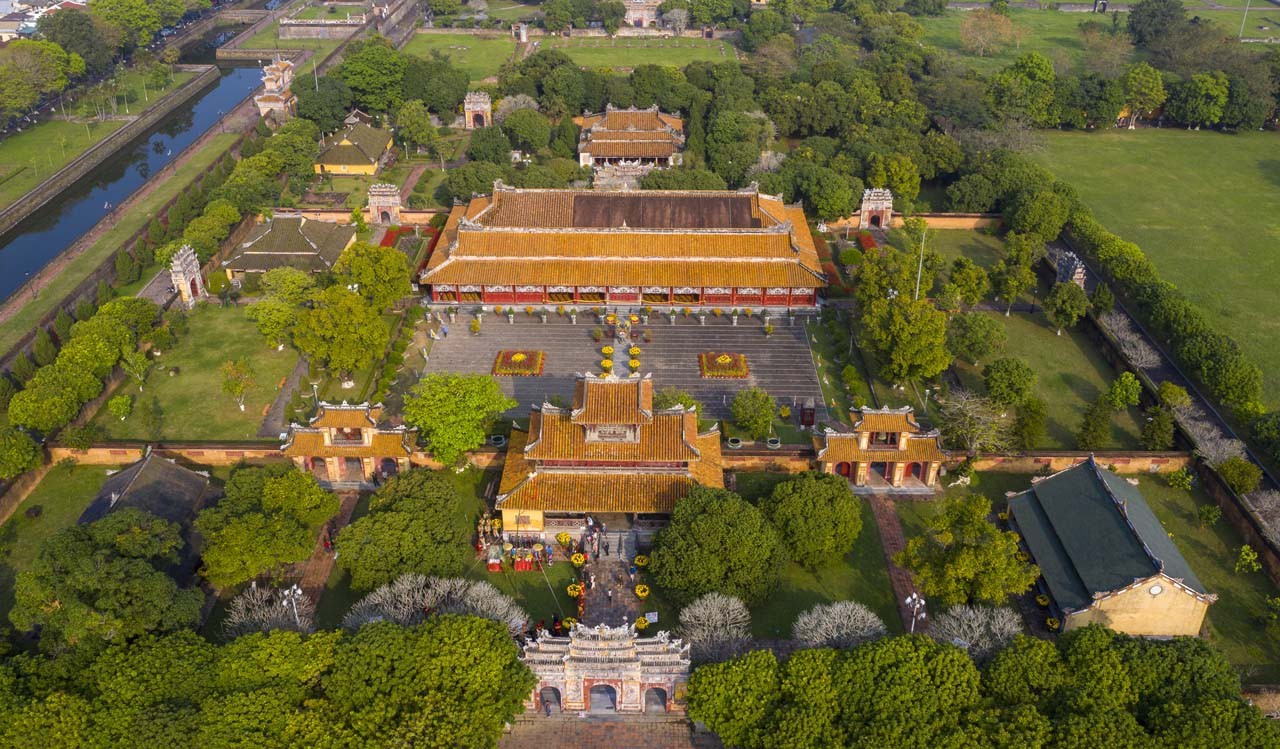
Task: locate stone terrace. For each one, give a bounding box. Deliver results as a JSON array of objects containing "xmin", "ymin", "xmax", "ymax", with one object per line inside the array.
[{"xmin": 420, "ymin": 317, "xmax": 828, "ymax": 422}]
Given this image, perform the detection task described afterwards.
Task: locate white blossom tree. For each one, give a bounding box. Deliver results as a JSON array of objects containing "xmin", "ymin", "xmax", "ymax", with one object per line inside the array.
[
  {"xmin": 223, "ymin": 585, "xmax": 316, "ymax": 640},
  {"xmin": 344, "ymin": 574, "xmax": 528, "ymax": 636},
  {"xmin": 664, "ymin": 7, "xmax": 689, "ymax": 36},
  {"xmin": 677, "ymin": 592, "xmax": 752, "ymax": 662},
  {"xmin": 495, "ymin": 94, "xmax": 540, "ymax": 124},
  {"xmin": 929, "ymin": 605, "xmax": 1022, "ymax": 663},
  {"xmin": 1100, "ymin": 311, "xmax": 1161, "ymax": 369},
  {"xmin": 791, "ymin": 601, "xmax": 888, "ymax": 649}
]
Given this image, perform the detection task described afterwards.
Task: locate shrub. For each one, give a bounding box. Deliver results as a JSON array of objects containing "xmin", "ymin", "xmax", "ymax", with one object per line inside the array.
[{"xmin": 1215, "ymin": 456, "xmax": 1262, "ymax": 495}]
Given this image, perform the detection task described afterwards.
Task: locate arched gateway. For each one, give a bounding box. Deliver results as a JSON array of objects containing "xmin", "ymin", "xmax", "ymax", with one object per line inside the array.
[{"xmin": 521, "ymin": 623, "xmax": 690, "ymax": 715}]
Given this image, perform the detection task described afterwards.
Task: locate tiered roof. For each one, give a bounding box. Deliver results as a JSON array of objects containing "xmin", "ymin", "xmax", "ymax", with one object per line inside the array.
[
  {"xmin": 223, "ymin": 216, "xmax": 355, "ymax": 273},
  {"xmin": 281, "ymin": 402, "xmax": 416, "ymax": 458},
  {"xmin": 497, "ymin": 374, "xmax": 723, "ymax": 514},
  {"xmin": 523, "ymin": 622, "xmax": 690, "ymax": 676},
  {"xmin": 1008, "ymin": 457, "xmax": 1213, "ymax": 613},
  {"xmin": 577, "ymin": 105, "xmax": 684, "ymax": 160},
  {"xmin": 813, "ymin": 406, "xmax": 946, "ymax": 464},
  {"xmin": 318, "ymin": 122, "xmax": 392, "ymax": 167},
  {"xmin": 422, "ymin": 184, "xmax": 824, "ymax": 290}
]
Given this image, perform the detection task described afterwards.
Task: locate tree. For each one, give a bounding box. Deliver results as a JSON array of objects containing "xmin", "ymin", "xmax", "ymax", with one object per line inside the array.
[
  {"xmin": 944, "ymin": 257, "xmax": 991, "ymax": 309},
  {"xmin": 10, "ymin": 508, "xmax": 203, "ymax": 645},
  {"xmin": 195, "ymin": 466, "xmax": 338, "ymax": 588},
  {"xmin": 446, "ymin": 161, "xmax": 506, "ymax": 200},
  {"xmin": 501, "ymin": 108, "xmax": 552, "ymax": 153},
  {"xmin": 896, "ymin": 493, "xmax": 1039, "ymax": 606},
  {"xmin": 395, "ymin": 99, "xmax": 436, "ymax": 153},
  {"xmin": 0, "ymin": 426, "xmax": 40, "ymax": 479},
  {"xmin": 938, "ymin": 389, "xmax": 1009, "ymax": 454},
  {"xmin": 260, "ymin": 267, "xmax": 315, "ymax": 304},
  {"xmin": 1216, "ymin": 455, "xmax": 1262, "ymax": 495},
  {"xmin": 983, "ymin": 357, "xmax": 1037, "ymax": 408},
  {"xmin": 107, "ymin": 394, "xmax": 132, "ymax": 421},
  {"xmin": 37, "ymin": 8, "xmax": 116, "ymax": 77},
  {"xmin": 32, "ymin": 327, "xmax": 57, "ymax": 367},
  {"xmin": 333, "ymin": 241, "xmax": 411, "ymax": 310},
  {"xmin": 706, "ymin": 111, "xmax": 767, "ymax": 188},
  {"xmin": 466, "ymin": 126, "xmax": 513, "ymax": 164},
  {"xmin": 402, "ymin": 373, "xmax": 516, "ymax": 466},
  {"xmin": 223, "ymin": 586, "xmax": 316, "ymax": 640},
  {"xmin": 1235, "ymin": 544, "xmax": 1261, "ymax": 574},
  {"xmin": 791, "ymin": 601, "xmax": 888, "ymax": 649},
  {"xmin": 731, "ymin": 387, "xmax": 776, "ymax": 441},
  {"xmin": 651, "ymin": 485, "xmax": 786, "ymax": 606},
  {"xmin": 1077, "ymin": 399, "xmax": 1111, "ymax": 450},
  {"xmin": 991, "ymin": 258, "xmax": 1036, "ymax": 315},
  {"xmin": 296, "ymin": 74, "xmax": 354, "ymax": 132},
  {"xmin": 119, "ymin": 349, "xmax": 151, "ymax": 390},
  {"xmin": 219, "ymin": 357, "xmax": 254, "ymax": 412},
  {"xmin": 1013, "ymin": 397, "xmax": 1047, "ymax": 450},
  {"xmin": 654, "ymin": 386, "xmax": 704, "ymax": 413},
  {"xmin": 664, "ymin": 6, "xmax": 689, "ymax": 35},
  {"xmin": 1127, "ymin": 0, "xmax": 1186, "ymax": 46},
  {"xmin": 867, "ymin": 298, "xmax": 952, "ymax": 384},
  {"xmin": 1104, "ymin": 371, "xmax": 1142, "ymax": 411},
  {"xmin": 961, "ymin": 9, "xmax": 1013, "ymax": 57},
  {"xmin": 401, "ymin": 54, "xmax": 468, "ymax": 116},
  {"xmin": 335, "ymin": 35, "xmax": 407, "ymax": 113},
  {"xmin": 335, "ymin": 469, "xmax": 474, "ymax": 591},
  {"xmin": 763, "ymin": 472, "xmax": 862, "ymax": 569},
  {"xmin": 343, "ymin": 575, "xmax": 527, "ymax": 637},
  {"xmin": 677, "ymin": 593, "xmax": 752, "ymax": 663},
  {"xmin": 990, "ymin": 52, "xmax": 1058, "ymax": 127},
  {"xmin": 947, "ymin": 312, "xmax": 1006, "ymax": 366},
  {"xmin": 1043, "ymin": 281, "xmax": 1090, "ymax": 335},
  {"xmin": 246, "ymin": 298, "xmax": 297, "ymax": 347},
  {"xmin": 293, "ymin": 287, "xmax": 390, "ymax": 376},
  {"xmin": 930, "ymin": 605, "xmax": 1022, "ymax": 664},
  {"xmin": 1122, "ymin": 62, "xmax": 1166, "ymax": 127},
  {"xmin": 1091, "ymin": 282, "xmax": 1115, "ymax": 313},
  {"xmin": 1165, "ymin": 71, "xmax": 1229, "ymax": 129},
  {"xmin": 1006, "ymin": 188, "xmax": 1070, "ymax": 243}
]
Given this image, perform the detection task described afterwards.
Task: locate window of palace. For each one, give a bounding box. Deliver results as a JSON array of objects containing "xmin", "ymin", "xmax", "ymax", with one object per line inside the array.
[{"xmin": 870, "ymin": 431, "xmax": 897, "ymax": 447}]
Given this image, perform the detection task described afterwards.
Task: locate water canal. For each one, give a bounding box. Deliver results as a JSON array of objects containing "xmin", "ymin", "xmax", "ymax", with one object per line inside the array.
[{"xmin": 0, "ymin": 64, "xmax": 261, "ymax": 302}]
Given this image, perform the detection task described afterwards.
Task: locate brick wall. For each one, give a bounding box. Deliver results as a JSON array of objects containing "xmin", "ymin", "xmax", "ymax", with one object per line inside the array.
[{"xmin": 972, "ymin": 452, "xmax": 1191, "ymax": 475}]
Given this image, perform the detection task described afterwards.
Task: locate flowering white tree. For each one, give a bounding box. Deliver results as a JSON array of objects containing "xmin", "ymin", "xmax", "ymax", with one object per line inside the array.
[
  {"xmin": 223, "ymin": 585, "xmax": 316, "ymax": 640},
  {"xmin": 791, "ymin": 601, "xmax": 887, "ymax": 649},
  {"xmin": 1100, "ymin": 311, "xmax": 1161, "ymax": 369},
  {"xmin": 494, "ymin": 94, "xmax": 540, "ymax": 124},
  {"xmin": 929, "ymin": 605, "xmax": 1022, "ymax": 663},
  {"xmin": 677, "ymin": 592, "xmax": 752, "ymax": 662},
  {"xmin": 344, "ymin": 574, "xmax": 528, "ymax": 636}
]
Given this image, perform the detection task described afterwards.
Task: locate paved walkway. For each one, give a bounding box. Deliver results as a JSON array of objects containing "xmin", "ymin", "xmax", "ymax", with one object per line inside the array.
[
  {"xmin": 421, "ymin": 316, "xmax": 826, "ymax": 421},
  {"xmin": 581, "ymin": 531, "xmax": 640, "ymax": 627},
  {"xmin": 399, "ymin": 163, "xmax": 428, "ymax": 201},
  {"xmin": 257, "ymin": 357, "xmax": 309, "ymax": 437},
  {"xmin": 298, "ymin": 490, "xmax": 360, "ymax": 599},
  {"xmin": 868, "ymin": 496, "xmax": 929, "ymax": 633}
]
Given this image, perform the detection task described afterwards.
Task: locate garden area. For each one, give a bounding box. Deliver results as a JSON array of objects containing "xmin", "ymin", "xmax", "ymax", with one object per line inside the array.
[
  {"xmin": 402, "ymin": 32, "xmax": 518, "ymax": 80},
  {"xmin": 542, "ymin": 37, "xmax": 733, "ymax": 69},
  {"xmin": 91, "ymin": 304, "xmax": 298, "ymax": 442},
  {"xmin": 1032, "ymin": 129, "xmax": 1280, "ymax": 407}
]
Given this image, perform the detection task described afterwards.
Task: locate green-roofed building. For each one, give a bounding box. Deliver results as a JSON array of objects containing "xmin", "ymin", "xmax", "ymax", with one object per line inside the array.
[
  {"xmin": 1008, "ymin": 457, "xmax": 1215, "ymax": 637},
  {"xmin": 221, "ymin": 215, "xmax": 357, "ymax": 280},
  {"xmin": 315, "ymin": 122, "xmax": 393, "ymax": 176}
]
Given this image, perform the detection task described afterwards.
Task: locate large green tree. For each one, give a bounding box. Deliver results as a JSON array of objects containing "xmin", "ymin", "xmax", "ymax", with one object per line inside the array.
[
  {"xmin": 763, "ymin": 472, "xmax": 862, "ymax": 569},
  {"xmin": 335, "ymin": 35, "xmax": 407, "ymax": 113},
  {"xmin": 292, "ymin": 287, "xmax": 390, "ymax": 376},
  {"xmin": 335, "ymin": 469, "xmax": 474, "ymax": 591},
  {"xmin": 1043, "ymin": 281, "xmax": 1090, "ymax": 335},
  {"xmin": 402, "ymin": 373, "xmax": 516, "ymax": 466},
  {"xmin": 946, "ymin": 312, "xmax": 1006, "ymax": 366},
  {"xmin": 333, "ymin": 241, "xmax": 412, "ymax": 311},
  {"xmin": 0, "ymin": 426, "xmax": 40, "ymax": 479},
  {"xmin": 894, "ymin": 493, "xmax": 1039, "ymax": 606},
  {"xmin": 10, "ymin": 508, "xmax": 202, "ymax": 645},
  {"xmin": 731, "ymin": 387, "xmax": 777, "ymax": 441},
  {"xmin": 650, "ymin": 486, "xmax": 786, "ymax": 606}
]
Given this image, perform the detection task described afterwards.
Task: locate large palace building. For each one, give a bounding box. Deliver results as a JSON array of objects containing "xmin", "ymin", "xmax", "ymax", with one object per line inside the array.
[
  {"xmin": 496, "ymin": 374, "xmax": 723, "ymax": 540},
  {"xmin": 420, "ymin": 183, "xmax": 825, "ymax": 309}
]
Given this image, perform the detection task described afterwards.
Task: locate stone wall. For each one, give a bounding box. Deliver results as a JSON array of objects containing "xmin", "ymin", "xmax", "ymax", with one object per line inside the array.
[
  {"xmin": 279, "ymin": 22, "xmax": 366, "ymax": 39},
  {"xmin": 972, "ymin": 452, "xmax": 1191, "ymax": 475},
  {"xmin": 825, "ymin": 212, "xmax": 1002, "ymax": 233},
  {"xmin": 1197, "ymin": 461, "xmax": 1280, "ymax": 587},
  {"xmin": 49, "ymin": 444, "xmax": 287, "ymax": 466},
  {"xmin": 0, "ymin": 65, "xmax": 221, "ymax": 240}
]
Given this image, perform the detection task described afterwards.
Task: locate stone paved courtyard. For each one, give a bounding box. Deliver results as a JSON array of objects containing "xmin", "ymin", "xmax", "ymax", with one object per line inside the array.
[{"xmin": 421, "ymin": 316, "xmax": 829, "ymax": 422}]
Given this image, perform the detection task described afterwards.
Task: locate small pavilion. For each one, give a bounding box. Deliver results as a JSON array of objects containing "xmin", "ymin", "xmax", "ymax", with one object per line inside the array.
[
  {"xmin": 281, "ymin": 402, "xmax": 416, "ymax": 486},
  {"xmin": 813, "ymin": 406, "xmax": 946, "ymax": 493},
  {"xmin": 522, "ymin": 623, "xmax": 690, "ymax": 715}
]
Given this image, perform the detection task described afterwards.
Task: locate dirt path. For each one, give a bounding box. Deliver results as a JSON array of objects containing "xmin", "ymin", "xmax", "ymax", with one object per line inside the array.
[
  {"xmin": 299, "ymin": 490, "xmax": 361, "ymax": 599},
  {"xmin": 0, "ymin": 97, "xmax": 258, "ymax": 331},
  {"xmin": 257, "ymin": 357, "xmax": 309, "ymax": 438},
  {"xmin": 869, "ymin": 496, "xmax": 929, "ymax": 633},
  {"xmin": 399, "ymin": 163, "xmax": 428, "ymax": 202}
]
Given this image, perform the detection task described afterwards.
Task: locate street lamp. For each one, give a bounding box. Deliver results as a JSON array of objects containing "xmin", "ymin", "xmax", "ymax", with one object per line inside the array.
[
  {"xmin": 281, "ymin": 584, "xmax": 303, "ymax": 628},
  {"xmin": 905, "ymin": 592, "xmax": 927, "ymax": 633}
]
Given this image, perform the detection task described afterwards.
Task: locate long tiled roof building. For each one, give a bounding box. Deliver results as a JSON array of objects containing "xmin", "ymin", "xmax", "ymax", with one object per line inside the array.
[
  {"xmin": 576, "ymin": 105, "xmax": 684, "ymax": 169},
  {"xmin": 496, "ymin": 374, "xmax": 723, "ymax": 538},
  {"xmin": 222, "ymin": 215, "xmax": 356, "ymax": 278},
  {"xmin": 422, "ymin": 183, "xmax": 825, "ymax": 308}
]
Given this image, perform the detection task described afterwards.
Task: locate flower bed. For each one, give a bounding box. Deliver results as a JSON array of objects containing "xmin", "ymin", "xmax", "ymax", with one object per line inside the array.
[
  {"xmin": 492, "ymin": 350, "xmax": 545, "ymax": 377},
  {"xmin": 699, "ymin": 352, "xmax": 749, "ymax": 379}
]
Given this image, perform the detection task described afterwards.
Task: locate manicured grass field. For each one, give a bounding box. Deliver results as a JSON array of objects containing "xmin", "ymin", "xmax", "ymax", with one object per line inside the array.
[
  {"xmin": 484, "ymin": 1, "xmax": 540, "ymax": 21},
  {"xmin": 733, "ymin": 471, "xmax": 901, "ymax": 637},
  {"xmin": 1031, "ymin": 129, "xmax": 1280, "ymax": 406},
  {"xmin": 0, "ymin": 464, "xmax": 120, "ymax": 623},
  {"xmin": 92, "ymin": 304, "xmax": 298, "ymax": 442},
  {"xmin": 0, "ymin": 132, "xmax": 239, "ymax": 359},
  {"xmin": 1137, "ymin": 474, "xmax": 1280, "ymax": 682},
  {"xmin": 240, "ymin": 22, "xmax": 348, "ymax": 60},
  {"xmin": 542, "ymin": 37, "xmax": 732, "ymax": 69},
  {"xmin": 290, "ymin": 3, "xmax": 362, "ymax": 20},
  {"xmin": 917, "ymin": 9, "xmax": 1124, "ymax": 75},
  {"xmin": 402, "ymin": 32, "xmax": 518, "ymax": 80}
]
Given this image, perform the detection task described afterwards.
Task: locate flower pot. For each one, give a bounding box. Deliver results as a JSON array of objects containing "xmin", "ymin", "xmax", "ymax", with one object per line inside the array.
[
  {"xmin": 727, "ymin": 437, "xmax": 743, "ymax": 450},
  {"xmin": 766, "ymin": 437, "xmax": 781, "ymax": 450}
]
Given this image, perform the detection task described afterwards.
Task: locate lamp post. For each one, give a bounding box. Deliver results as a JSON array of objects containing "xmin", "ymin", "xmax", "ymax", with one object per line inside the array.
[
  {"xmin": 905, "ymin": 592, "xmax": 927, "ymax": 633},
  {"xmin": 281, "ymin": 584, "xmax": 303, "ymax": 628}
]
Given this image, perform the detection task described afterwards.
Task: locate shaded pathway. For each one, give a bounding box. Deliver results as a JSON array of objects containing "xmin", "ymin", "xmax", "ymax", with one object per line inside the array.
[
  {"xmin": 298, "ymin": 490, "xmax": 360, "ymax": 599},
  {"xmin": 257, "ymin": 357, "xmax": 309, "ymax": 437},
  {"xmin": 868, "ymin": 496, "xmax": 929, "ymax": 633}
]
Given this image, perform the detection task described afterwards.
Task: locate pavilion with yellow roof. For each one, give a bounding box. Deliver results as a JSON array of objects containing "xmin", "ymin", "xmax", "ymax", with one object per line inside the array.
[
  {"xmin": 813, "ymin": 406, "xmax": 947, "ymax": 492},
  {"xmin": 496, "ymin": 373, "xmax": 723, "ymax": 540}
]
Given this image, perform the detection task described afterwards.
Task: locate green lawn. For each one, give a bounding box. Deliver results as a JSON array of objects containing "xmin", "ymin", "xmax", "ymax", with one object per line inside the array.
[
  {"xmin": 485, "ymin": 1, "xmax": 541, "ymax": 21},
  {"xmin": 0, "ymin": 464, "xmax": 120, "ymax": 623},
  {"xmin": 402, "ymin": 33, "xmax": 518, "ymax": 80},
  {"xmin": 91, "ymin": 304, "xmax": 298, "ymax": 442},
  {"xmin": 542, "ymin": 37, "xmax": 732, "ymax": 69},
  {"xmin": 241, "ymin": 23, "xmax": 348, "ymax": 59},
  {"xmin": 732, "ymin": 471, "xmax": 900, "ymax": 638},
  {"xmin": 1136, "ymin": 474, "xmax": 1280, "ymax": 682},
  {"xmin": 918, "ymin": 9, "xmax": 1125, "ymax": 75},
  {"xmin": 1031, "ymin": 129, "xmax": 1280, "ymax": 406},
  {"xmin": 0, "ymin": 70, "xmax": 196, "ymax": 213},
  {"xmin": 953, "ymin": 311, "xmax": 1144, "ymax": 449},
  {"xmin": 290, "ymin": 3, "xmax": 363, "ymax": 20},
  {"xmin": 0, "ymin": 132, "xmax": 240, "ymax": 359}
]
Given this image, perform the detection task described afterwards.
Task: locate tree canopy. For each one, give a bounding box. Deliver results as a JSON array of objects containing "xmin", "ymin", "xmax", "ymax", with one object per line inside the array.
[
  {"xmin": 762, "ymin": 471, "xmax": 862, "ymax": 569},
  {"xmin": 402, "ymin": 374, "xmax": 516, "ymax": 466}
]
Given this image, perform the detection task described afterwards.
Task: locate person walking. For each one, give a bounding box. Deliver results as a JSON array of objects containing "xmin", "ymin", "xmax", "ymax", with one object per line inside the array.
[{"xmin": 603, "ymin": 538, "xmax": 610, "ymax": 556}]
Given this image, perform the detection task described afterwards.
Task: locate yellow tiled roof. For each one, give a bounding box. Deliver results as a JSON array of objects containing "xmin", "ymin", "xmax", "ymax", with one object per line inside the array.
[
  {"xmin": 425, "ymin": 256, "xmax": 823, "ymax": 289},
  {"xmin": 282, "ymin": 430, "xmax": 413, "ymax": 458},
  {"xmin": 444, "ymin": 229, "xmax": 803, "ymax": 260},
  {"xmin": 812, "ymin": 433, "xmax": 946, "ymax": 464},
  {"xmin": 689, "ymin": 430, "xmax": 725, "ymax": 488},
  {"xmin": 526, "ymin": 411, "xmax": 697, "ymax": 462},
  {"xmin": 852, "ymin": 408, "xmax": 924, "ymax": 434},
  {"xmin": 584, "ymin": 140, "xmax": 677, "ymax": 159},
  {"xmin": 499, "ymin": 471, "xmax": 698, "ymax": 513},
  {"xmin": 571, "ymin": 375, "xmax": 653, "ymax": 425},
  {"xmin": 309, "ymin": 403, "xmax": 383, "ymax": 429}
]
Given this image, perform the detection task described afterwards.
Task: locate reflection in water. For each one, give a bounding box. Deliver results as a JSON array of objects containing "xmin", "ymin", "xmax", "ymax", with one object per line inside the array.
[{"xmin": 0, "ymin": 66, "xmax": 260, "ymax": 302}]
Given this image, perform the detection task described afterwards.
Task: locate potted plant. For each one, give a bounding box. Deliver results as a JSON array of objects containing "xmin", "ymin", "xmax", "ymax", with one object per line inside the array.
[
  {"xmin": 1036, "ymin": 594, "xmax": 1050, "ymax": 607},
  {"xmin": 571, "ymin": 553, "xmax": 586, "ymax": 568},
  {"xmin": 562, "ymin": 616, "xmax": 578, "ymax": 629},
  {"xmin": 633, "ymin": 555, "xmax": 649, "ymax": 568},
  {"xmin": 469, "ymin": 318, "xmax": 481, "ymax": 335},
  {"xmin": 1046, "ymin": 617, "xmax": 1061, "ymax": 631},
  {"xmin": 629, "ymin": 358, "xmax": 640, "ymax": 371},
  {"xmin": 556, "ymin": 531, "xmax": 572, "ymax": 549},
  {"xmin": 602, "ymin": 345, "xmax": 614, "ymax": 356},
  {"xmin": 592, "ymin": 327, "xmax": 604, "ymax": 342},
  {"xmin": 764, "ymin": 322, "xmax": 774, "ymax": 337},
  {"xmin": 601, "ymin": 359, "xmax": 613, "ymax": 371},
  {"xmin": 635, "ymin": 616, "xmax": 649, "ymax": 632},
  {"xmin": 634, "ymin": 584, "xmax": 650, "ymax": 600},
  {"xmin": 567, "ymin": 583, "xmax": 584, "ymax": 598}
]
